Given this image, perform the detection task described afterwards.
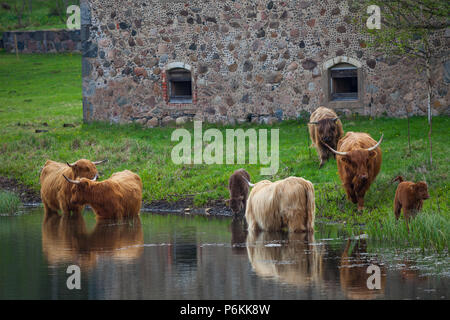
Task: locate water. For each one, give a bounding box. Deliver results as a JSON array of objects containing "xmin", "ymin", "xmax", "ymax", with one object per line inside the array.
[{"xmin": 0, "ymin": 208, "xmax": 448, "ymax": 300}]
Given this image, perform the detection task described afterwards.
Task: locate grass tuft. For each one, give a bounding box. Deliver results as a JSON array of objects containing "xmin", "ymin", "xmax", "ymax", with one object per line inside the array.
[{"xmin": 0, "ymin": 191, "xmax": 21, "ymax": 214}]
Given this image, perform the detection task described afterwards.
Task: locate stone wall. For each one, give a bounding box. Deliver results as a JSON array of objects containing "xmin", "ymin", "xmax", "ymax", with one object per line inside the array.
[
  {"xmin": 81, "ymin": 0, "xmax": 449, "ymax": 126},
  {"xmin": 2, "ymin": 29, "xmax": 81, "ymax": 53}
]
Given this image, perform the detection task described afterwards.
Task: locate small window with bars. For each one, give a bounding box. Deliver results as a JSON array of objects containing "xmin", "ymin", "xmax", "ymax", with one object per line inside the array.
[
  {"xmin": 330, "ymin": 64, "xmax": 358, "ymax": 101},
  {"xmin": 167, "ymin": 68, "xmax": 192, "ymax": 104}
]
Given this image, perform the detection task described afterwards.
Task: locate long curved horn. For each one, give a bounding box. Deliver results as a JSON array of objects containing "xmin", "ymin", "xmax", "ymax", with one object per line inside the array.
[
  {"xmin": 66, "ymin": 162, "xmax": 74, "ymax": 168},
  {"xmin": 308, "ymin": 121, "xmax": 319, "ymax": 125},
  {"xmin": 322, "ymin": 142, "xmax": 348, "ymax": 156},
  {"xmin": 366, "ymin": 134, "xmax": 384, "ymax": 151},
  {"xmin": 242, "ymin": 177, "xmax": 255, "ymax": 187},
  {"xmin": 93, "ymin": 159, "xmax": 108, "ymax": 165},
  {"xmin": 91, "ymin": 173, "xmax": 98, "ymax": 181},
  {"xmin": 63, "ymin": 174, "xmax": 80, "ymax": 184}
]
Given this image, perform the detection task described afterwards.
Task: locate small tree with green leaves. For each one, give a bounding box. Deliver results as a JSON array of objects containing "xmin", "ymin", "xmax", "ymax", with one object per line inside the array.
[{"xmin": 357, "ymin": 0, "xmax": 449, "ymax": 166}]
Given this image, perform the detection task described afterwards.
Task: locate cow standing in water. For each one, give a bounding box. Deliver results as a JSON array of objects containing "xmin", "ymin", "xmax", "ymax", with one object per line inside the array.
[
  {"xmin": 245, "ymin": 176, "xmax": 315, "ymax": 233},
  {"xmin": 63, "ymin": 170, "xmax": 142, "ymax": 220},
  {"xmin": 324, "ymin": 132, "xmax": 383, "ymax": 211},
  {"xmin": 308, "ymin": 107, "xmax": 344, "ymax": 168},
  {"xmin": 40, "ymin": 159, "xmax": 107, "ymax": 216},
  {"xmin": 227, "ymin": 168, "xmax": 252, "ymax": 216}
]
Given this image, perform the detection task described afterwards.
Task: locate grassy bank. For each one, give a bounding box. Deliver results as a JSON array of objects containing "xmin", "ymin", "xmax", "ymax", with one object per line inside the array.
[
  {"xmin": 0, "ymin": 52, "xmax": 449, "ymax": 250},
  {"xmin": 0, "ymin": 0, "xmax": 74, "ymax": 32}
]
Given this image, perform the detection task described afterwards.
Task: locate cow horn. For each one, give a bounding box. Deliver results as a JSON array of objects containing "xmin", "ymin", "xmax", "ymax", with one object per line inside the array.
[
  {"xmin": 308, "ymin": 121, "xmax": 319, "ymax": 125},
  {"xmin": 91, "ymin": 174, "xmax": 98, "ymax": 181},
  {"xmin": 243, "ymin": 177, "xmax": 255, "ymax": 187},
  {"xmin": 66, "ymin": 162, "xmax": 74, "ymax": 168},
  {"xmin": 63, "ymin": 174, "xmax": 80, "ymax": 184},
  {"xmin": 322, "ymin": 142, "xmax": 348, "ymax": 156},
  {"xmin": 332, "ymin": 117, "xmax": 339, "ymax": 122},
  {"xmin": 366, "ymin": 134, "xmax": 384, "ymax": 151},
  {"xmin": 93, "ymin": 159, "xmax": 108, "ymax": 165}
]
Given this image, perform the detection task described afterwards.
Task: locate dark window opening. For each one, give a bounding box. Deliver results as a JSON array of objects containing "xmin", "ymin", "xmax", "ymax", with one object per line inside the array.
[
  {"xmin": 168, "ymin": 68, "xmax": 192, "ymax": 103},
  {"xmin": 330, "ymin": 65, "xmax": 358, "ymax": 101}
]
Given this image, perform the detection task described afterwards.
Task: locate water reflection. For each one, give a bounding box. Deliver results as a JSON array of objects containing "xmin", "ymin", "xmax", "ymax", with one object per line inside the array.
[
  {"xmin": 339, "ymin": 239, "xmax": 386, "ymax": 300},
  {"xmin": 42, "ymin": 213, "xmax": 143, "ymax": 269},
  {"xmin": 230, "ymin": 217, "xmax": 247, "ymax": 255},
  {"xmin": 246, "ymin": 231, "xmax": 323, "ymax": 286}
]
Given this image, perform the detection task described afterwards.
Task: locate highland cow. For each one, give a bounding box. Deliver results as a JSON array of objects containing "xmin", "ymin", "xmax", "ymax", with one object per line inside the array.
[
  {"xmin": 393, "ymin": 176, "xmax": 429, "ymax": 226},
  {"xmin": 227, "ymin": 168, "xmax": 252, "ymax": 215},
  {"xmin": 63, "ymin": 170, "xmax": 142, "ymax": 220},
  {"xmin": 324, "ymin": 132, "xmax": 383, "ymax": 211},
  {"xmin": 40, "ymin": 159, "xmax": 107, "ymax": 216},
  {"xmin": 245, "ymin": 176, "xmax": 315, "ymax": 233},
  {"xmin": 308, "ymin": 107, "xmax": 344, "ymax": 168}
]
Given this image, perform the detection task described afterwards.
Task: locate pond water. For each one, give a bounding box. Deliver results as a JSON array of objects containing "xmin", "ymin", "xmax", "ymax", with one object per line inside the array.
[{"xmin": 0, "ymin": 208, "xmax": 448, "ymax": 300}]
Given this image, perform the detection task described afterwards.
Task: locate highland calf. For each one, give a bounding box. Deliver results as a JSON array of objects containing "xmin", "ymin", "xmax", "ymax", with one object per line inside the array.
[
  {"xmin": 393, "ymin": 176, "xmax": 429, "ymax": 226},
  {"xmin": 64, "ymin": 170, "xmax": 143, "ymax": 220},
  {"xmin": 40, "ymin": 159, "xmax": 107, "ymax": 216},
  {"xmin": 308, "ymin": 107, "xmax": 344, "ymax": 168},
  {"xmin": 227, "ymin": 168, "xmax": 251, "ymax": 215},
  {"xmin": 245, "ymin": 177, "xmax": 315, "ymax": 233},
  {"xmin": 324, "ymin": 132, "xmax": 383, "ymax": 211}
]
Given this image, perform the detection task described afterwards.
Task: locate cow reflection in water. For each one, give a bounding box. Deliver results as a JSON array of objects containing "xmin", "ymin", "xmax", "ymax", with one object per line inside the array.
[
  {"xmin": 42, "ymin": 212, "xmax": 143, "ymax": 269},
  {"xmin": 339, "ymin": 239, "xmax": 386, "ymax": 300},
  {"xmin": 246, "ymin": 231, "xmax": 323, "ymax": 286}
]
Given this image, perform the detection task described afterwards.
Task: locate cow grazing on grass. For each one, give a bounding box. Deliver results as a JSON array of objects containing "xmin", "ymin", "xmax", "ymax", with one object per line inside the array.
[
  {"xmin": 227, "ymin": 168, "xmax": 252, "ymax": 215},
  {"xmin": 64, "ymin": 170, "xmax": 143, "ymax": 220},
  {"xmin": 324, "ymin": 132, "xmax": 383, "ymax": 211},
  {"xmin": 40, "ymin": 159, "xmax": 107, "ymax": 216},
  {"xmin": 308, "ymin": 107, "xmax": 344, "ymax": 168},
  {"xmin": 245, "ymin": 177, "xmax": 315, "ymax": 233},
  {"xmin": 393, "ymin": 176, "xmax": 429, "ymax": 226}
]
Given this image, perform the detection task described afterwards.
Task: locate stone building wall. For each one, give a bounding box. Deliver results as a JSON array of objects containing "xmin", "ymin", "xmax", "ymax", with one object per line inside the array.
[
  {"xmin": 2, "ymin": 30, "xmax": 81, "ymax": 53},
  {"xmin": 81, "ymin": 0, "xmax": 449, "ymax": 126}
]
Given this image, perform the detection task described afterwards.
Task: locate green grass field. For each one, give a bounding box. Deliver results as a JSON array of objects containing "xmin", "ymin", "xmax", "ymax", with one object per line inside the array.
[
  {"xmin": 0, "ymin": 52, "xmax": 448, "ymax": 249},
  {"xmin": 0, "ymin": 0, "xmax": 74, "ymax": 32}
]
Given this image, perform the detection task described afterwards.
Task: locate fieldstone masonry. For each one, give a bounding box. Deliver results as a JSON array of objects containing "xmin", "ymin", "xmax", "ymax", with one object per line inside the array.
[
  {"xmin": 81, "ymin": 0, "xmax": 449, "ymax": 126},
  {"xmin": 2, "ymin": 30, "xmax": 81, "ymax": 53}
]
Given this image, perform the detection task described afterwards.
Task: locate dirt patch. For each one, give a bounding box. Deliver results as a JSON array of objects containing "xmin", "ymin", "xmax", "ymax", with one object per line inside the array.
[{"xmin": 0, "ymin": 176, "xmax": 41, "ymax": 203}]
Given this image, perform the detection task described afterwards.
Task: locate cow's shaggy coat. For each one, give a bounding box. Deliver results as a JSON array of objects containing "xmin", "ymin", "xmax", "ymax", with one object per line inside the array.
[
  {"xmin": 65, "ymin": 170, "xmax": 143, "ymax": 220},
  {"xmin": 228, "ymin": 168, "xmax": 251, "ymax": 215},
  {"xmin": 308, "ymin": 107, "xmax": 344, "ymax": 168},
  {"xmin": 40, "ymin": 159, "xmax": 104, "ymax": 216},
  {"xmin": 325, "ymin": 132, "xmax": 383, "ymax": 211},
  {"xmin": 393, "ymin": 176, "xmax": 429, "ymax": 225},
  {"xmin": 245, "ymin": 176, "xmax": 315, "ymax": 233}
]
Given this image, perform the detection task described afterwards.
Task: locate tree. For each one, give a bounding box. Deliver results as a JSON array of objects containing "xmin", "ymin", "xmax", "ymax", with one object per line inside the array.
[{"xmin": 358, "ymin": 0, "xmax": 449, "ymax": 166}]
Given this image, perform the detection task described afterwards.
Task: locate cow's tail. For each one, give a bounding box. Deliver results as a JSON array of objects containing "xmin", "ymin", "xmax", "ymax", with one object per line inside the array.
[
  {"xmin": 242, "ymin": 177, "xmax": 255, "ymax": 188},
  {"xmin": 392, "ymin": 176, "xmax": 404, "ymax": 183},
  {"xmin": 305, "ymin": 182, "xmax": 316, "ymax": 231}
]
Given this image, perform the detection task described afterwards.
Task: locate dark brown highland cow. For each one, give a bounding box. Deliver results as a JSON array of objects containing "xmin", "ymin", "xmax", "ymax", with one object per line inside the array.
[
  {"xmin": 308, "ymin": 107, "xmax": 344, "ymax": 168},
  {"xmin": 393, "ymin": 176, "xmax": 429, "ymax": 227},
  {"xmin": 227, "ymin": 169, "xmax": 252, "ymax": 215}
]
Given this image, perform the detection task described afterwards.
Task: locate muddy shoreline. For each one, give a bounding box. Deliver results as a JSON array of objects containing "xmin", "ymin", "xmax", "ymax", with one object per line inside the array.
[{"xmin": 0, "ymin": 176, "xmax": 234, "ymax": 217}]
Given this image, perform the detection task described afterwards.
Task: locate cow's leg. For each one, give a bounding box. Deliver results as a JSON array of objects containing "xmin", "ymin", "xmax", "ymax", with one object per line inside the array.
[
  {"xmin": 394, "ymin": 200, "xmax": 402, "ymax": 220},
  {"xmin": 344, "ymin": 183, "xmax": 357, "ymax": 204},
  {"xmin": 357, "ymin": 197, "xmax": 365, "ymax": 211},
  {"xmin": 285, "ymin": 209, "xmax": 306, "ymax": 233},
  {"xmin": 318, "ymin": 146, "xmax": 329, "ymax": 168},
  {"xmin": 43, "ymin": 202, "xmax": 58, "ymax": 217}
]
